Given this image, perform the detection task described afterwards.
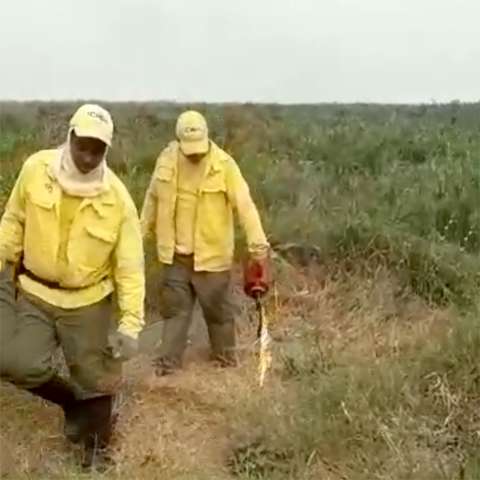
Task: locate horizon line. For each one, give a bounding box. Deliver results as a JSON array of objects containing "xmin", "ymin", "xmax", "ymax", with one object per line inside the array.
[{"xmin": 0, "ymin": 98, "xmax": 478, "ymax": 107}]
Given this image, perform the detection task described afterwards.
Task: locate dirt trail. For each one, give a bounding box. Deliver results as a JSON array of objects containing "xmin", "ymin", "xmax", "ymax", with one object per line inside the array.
[
  {"xmin": 0, "ymin": 295, "xmax": 259, "ymax": 479},
  {"xmin": 114, "ymin": 297, "xmax": 261, "ymax": 478}
]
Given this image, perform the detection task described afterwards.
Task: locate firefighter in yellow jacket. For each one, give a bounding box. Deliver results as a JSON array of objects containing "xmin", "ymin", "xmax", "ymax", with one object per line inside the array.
[
  {"xmin": 0, "ymin": 104, "xmax": 145, "ymax": 470},
  {"xmin": 141, "ymin": 110, "xmax": 270, "ymax": 375}
]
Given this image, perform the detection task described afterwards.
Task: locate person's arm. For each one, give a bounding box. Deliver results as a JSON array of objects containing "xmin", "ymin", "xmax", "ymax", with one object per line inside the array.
[
  {"xmin": 0, "ymin": 163, "xmax": 28, "ymax": 270},
  {"xmin": 139, "ymin": 163, "xmax": 158, "ymax": 239},
  {"xmin": 113, "ymin": 199, "xmax": 146, "ymax": 339},
  {"xmin": 225, "ymin": 158, "xmax": 270, "ymax": 259},
  {"xmin": 140, "ymin": 145, "xmax": 174, "ymax": 240}
]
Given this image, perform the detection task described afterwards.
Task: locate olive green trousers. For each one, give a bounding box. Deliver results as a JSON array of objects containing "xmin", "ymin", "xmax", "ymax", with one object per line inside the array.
[
  {"xmin": 0, "ymin": 265, "xmax": 121, "ymax": 398},
  {"xmin": 155, "ymin": 254, "xmax": 237, "ymax": 371}
]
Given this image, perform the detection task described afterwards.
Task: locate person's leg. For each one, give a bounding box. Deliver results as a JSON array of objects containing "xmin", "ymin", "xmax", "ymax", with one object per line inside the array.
[
  {"xmin": 29, "ymin": 375, "xmax": 83, "ymax": 443},
  {"xmin": 0, "ymin": 263, "xmax": 19, "ymax": 376},
  {"xmin": 154, "ymin": 256, "xmax": 196, "ymax": 375},
  {"xmin": 4, "ymin": 291, "xmax": 58, "ymax": 389},
  {"xmin": 55, "ymin": 296, "xmax": 121, "ymax": 470},
  {"xmin": 79, "ymin": 396, "xmax": 114, "ymax": 471},
  {"xmin": 1, "ymin": 290, "xmax": 82, "ymax": 440},
  {"xmin": 56, "ymin": 296, "xmax": 120, "ymax": 397},
  {"xmin": 192, "ymin": 270, "xmax": 237, "ymax": 367}
]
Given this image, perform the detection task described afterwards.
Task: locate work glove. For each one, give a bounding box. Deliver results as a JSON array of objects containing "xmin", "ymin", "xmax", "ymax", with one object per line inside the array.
[
  {"xmin": 243, "ymin": 256, "xmax": 271, "ymax": 299},
  {"xmin": 108, "ymin": 330, "xmax": 139, "ymax": 361}
]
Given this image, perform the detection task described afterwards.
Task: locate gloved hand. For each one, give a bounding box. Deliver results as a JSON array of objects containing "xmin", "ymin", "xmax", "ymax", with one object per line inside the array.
[
  {"xmin": 108, "ymin": 330, "xmax": 139, "ymax": 361},
  {"xmin": 243, "ymin": 256, "xmax": 270, "ymax": 299}
]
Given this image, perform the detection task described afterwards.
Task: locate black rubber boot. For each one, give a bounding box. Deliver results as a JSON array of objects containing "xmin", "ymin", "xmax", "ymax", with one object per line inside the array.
[
  {"xmin": 28, "ymin": 375, "xmax": 86, "ymax": 443},
  {"xmin": 64, "ymin": 402, "xmax": 89, "ymax": 444},
  {"xmin": 81, "ymin": 395, "xmax": 115, "ymax": 473}
]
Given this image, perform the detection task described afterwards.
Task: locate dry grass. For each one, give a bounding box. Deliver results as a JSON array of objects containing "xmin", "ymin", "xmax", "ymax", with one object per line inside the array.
[{"xmin": 2, "ymin": 260, "xmax": 475, "ymax": 480}]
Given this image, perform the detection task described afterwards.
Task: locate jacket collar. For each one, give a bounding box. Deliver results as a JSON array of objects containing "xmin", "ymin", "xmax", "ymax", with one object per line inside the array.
[
  {"xmin": 81, "ymin": 172, "xmax": 116, "ymax": 217},
  {"xmin": 207, "ymin": 142, "xmax": 223, "ymax": 174},
  {"xmin": 170, "ymin": 140, "xmax": 223, "ymax": 174},
  {"xmin": 45, "ymin": 155, "xmax": 116, "ymax": 216}
]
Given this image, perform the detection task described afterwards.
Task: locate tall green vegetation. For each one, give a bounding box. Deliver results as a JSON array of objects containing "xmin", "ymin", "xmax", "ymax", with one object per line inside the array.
[{"xmin": 1, "ymin": 101, "xmax": 478, "ymax": 305}]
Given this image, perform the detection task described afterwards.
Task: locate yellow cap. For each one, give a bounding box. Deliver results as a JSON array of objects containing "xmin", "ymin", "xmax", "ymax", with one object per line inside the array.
[
  {"xmin": 176, "ymin": 110, "xmax": 209, "ymax": 156},
  {"xmin": 69, "ymin": 104, "xmax": 114, "ymax": 147}
]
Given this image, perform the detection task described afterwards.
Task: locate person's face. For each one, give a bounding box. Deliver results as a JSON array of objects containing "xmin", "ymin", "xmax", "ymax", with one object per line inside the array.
[{"xmin": 70, "ymin": 129, "xmax": 107, "ymax": 174}]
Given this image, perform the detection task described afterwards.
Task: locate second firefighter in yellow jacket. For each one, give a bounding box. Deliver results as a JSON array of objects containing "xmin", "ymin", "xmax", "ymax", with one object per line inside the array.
[{"xmin": 141, "ymin": 110, "xmax": 270, "ymax": 375}]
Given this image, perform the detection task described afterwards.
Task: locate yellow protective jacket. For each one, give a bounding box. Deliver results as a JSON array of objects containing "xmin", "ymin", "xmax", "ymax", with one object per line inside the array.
[
  {"xmin": 0, "ymin": 149, "xmax": 145, "ymax": 338},
  {"xmin": 141, "ymin": 141, "xmax": 269, "ymax": 272}
]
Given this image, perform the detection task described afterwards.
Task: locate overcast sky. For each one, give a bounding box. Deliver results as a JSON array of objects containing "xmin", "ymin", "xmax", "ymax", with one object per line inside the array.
[{"xmin": 1, "ymin": 0, "xmax": 479, "ymax": 103}]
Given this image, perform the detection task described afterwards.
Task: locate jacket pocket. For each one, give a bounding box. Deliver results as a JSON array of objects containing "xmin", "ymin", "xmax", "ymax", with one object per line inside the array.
[
  {"xmin": 29, "ymin": 191, "xmax": 55, "ymax": 210},
  {"xmin": 24, "ymin": 191, "xmax": 57, "ymax": 269},
  {"xmin": 78, "ymin": 226, "xmax": 117, "ymax": 269},
  {"xmin": 198, "ymin": 176, "xmax": 230, "ymax": 245},
  {"xmin": 155, "ymin": 166, "xmax": 174, "ymax": 182},
  {"xmin": 86, "ymin": 226, "xmax": 117, "ymax": 244},
  {"xmin": 201, "ymin": 175, "xmax": 226, "ymax": 194},
  {"xmin": 155, "ymin": 166, "xmax": 175, "ymax": 203}
]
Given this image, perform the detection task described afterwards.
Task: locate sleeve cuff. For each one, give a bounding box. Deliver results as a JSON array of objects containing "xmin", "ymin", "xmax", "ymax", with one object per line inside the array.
[
  {"xmin": 249, "ymin": 244, "xmax": 270, "ymax": 259},
  {"xmin": 118, "ymin": 317, "xmax": 144, "ymax": 340}
]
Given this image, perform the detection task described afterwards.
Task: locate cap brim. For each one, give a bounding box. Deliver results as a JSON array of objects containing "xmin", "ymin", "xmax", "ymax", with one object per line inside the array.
[
  {"xmin": 73, "ymin": 127, "xmax": 111, "ymax": 147},
  {"xmin": 180, "ymin": 138, "xmax": 209, "ymax": 156}
]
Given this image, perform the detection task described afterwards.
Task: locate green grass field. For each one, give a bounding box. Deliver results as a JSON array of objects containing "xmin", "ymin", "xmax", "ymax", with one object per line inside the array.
[{"xmin": 0, "ymin": 101, "xmax": 479, "ymax": 479}]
